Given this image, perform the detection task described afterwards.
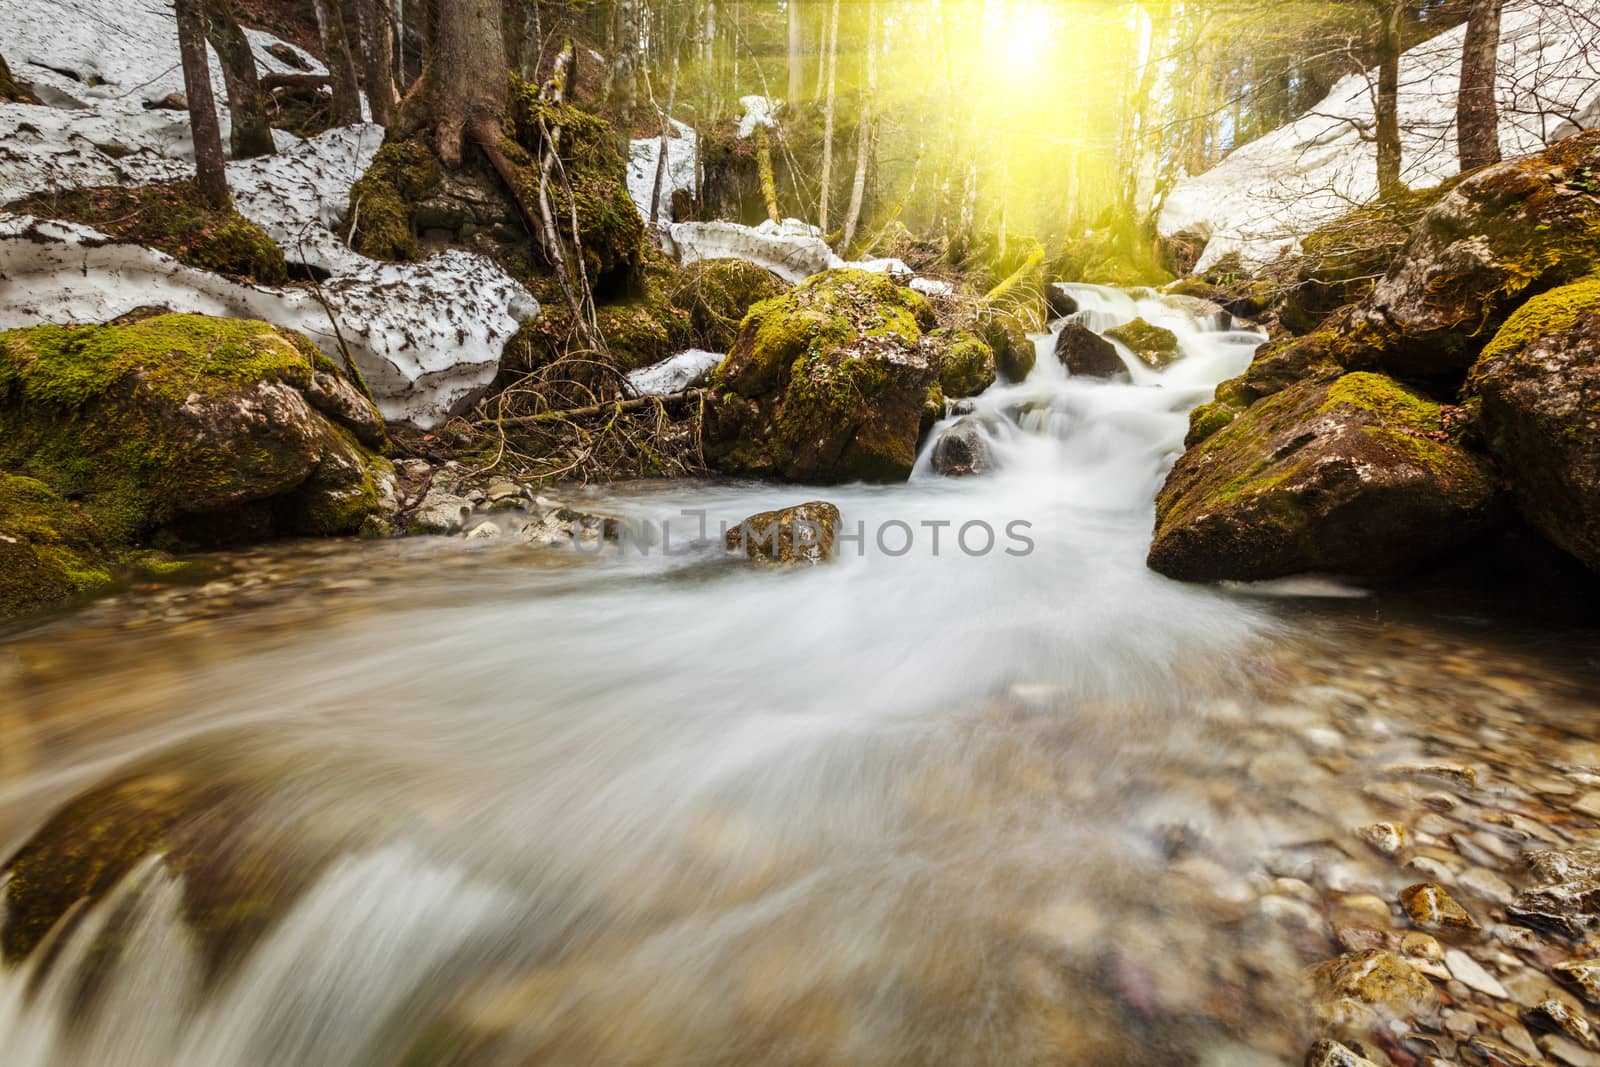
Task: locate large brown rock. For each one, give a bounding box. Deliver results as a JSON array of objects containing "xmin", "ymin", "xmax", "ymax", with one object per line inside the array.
[
  {"xmin": 1466, "ymin": 278, "xmax": 1600, "ymax": 572},
  {"xmin": 1149, "ymin": 373, "xmax": 1495, "ymax": 581},
  {"xmin": 1054, "ymin": 322, "xmax": 1125, "ymax": 379},
  {"xmin": 1346, "ymin": 130, "xmax": 1600, "ymax": 381},
  {"xmin": 704, "ymin": 270, "xmax": 941, "ymax": 484}
]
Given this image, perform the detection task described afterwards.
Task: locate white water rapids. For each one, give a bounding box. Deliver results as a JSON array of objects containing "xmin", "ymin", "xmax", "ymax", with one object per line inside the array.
[{"xmin": 0, "ymin": 287, "xmax": 1308, "ymax": 1065}]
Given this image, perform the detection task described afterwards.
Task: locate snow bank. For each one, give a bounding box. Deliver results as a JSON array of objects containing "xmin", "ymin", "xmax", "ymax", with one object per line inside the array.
[
  {"xmin": 0, "ymin": 4, "xmax": 540, "ymax": 429},
  {"xmin": 1160, "ymin": 0, "xmax": 1600, "ymax": 270},
  {"xmin": 0, "ymin": 216, "xmax": 536, "ymax": 428},
  {"xmin": 627, "ymin": 119, "xmax": 698, "ymax": 223},
  {"xmin": 0, "ymin": 0, "xmax": 330, "ymax": 175},
  {"xmin": 667, "ymin": 218, "xmax": 837, "ymax": 284},
  {"xmin": 626, "ymin": 349, "xmax": 724, "ymax": 396}
]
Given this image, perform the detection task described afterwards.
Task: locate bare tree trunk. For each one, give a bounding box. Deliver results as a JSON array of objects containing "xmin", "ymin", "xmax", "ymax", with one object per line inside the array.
[
  {"xmin": 817, "ymin": 0, "xmax": 840, "ymax": 231},
  {"xmin": 756, "ymin": 123, "xmax": 781, "ymax": 223},
  {"xmin": 1374, "ymin": 0, "xmax": 1404, "ymax": 198},
  {"xmin": 358, "ymin": 0, "xmax": 398, "ymax": 125},
  {"xmin": 432, "ymin": 0, "xmax": 507, "ymax": 167},
  {"xmin": 649, "ymin": 41, "xmax": 682, "ymax": 225},
  {"xmin": 787, "ymin": 0, "xmax": 803, "ymax": 103},
  {"xmin": 203, "ymin": 0, "xmax": 275, "ymax": 158},
  {"xmin": 314, "ymin": 0, "xmax": 365, "ymax": 125},
  {"xmin": 521, "ymin": 0, "xmax": 542, "ymax": 81},
  {"xmin": 176, "ymin": 0, "xmax": 232, "ymax": 209},
  {"xmin": 840, "ymin": 0, "xmax": 876, "ymax": 252},
  {"xmin": 610, "ymin": 0, "xmax": 640, "ymax": 126},
  {"xmin": 1457, "ymin": 0, "xmax": 1503, "ymax": 172}
]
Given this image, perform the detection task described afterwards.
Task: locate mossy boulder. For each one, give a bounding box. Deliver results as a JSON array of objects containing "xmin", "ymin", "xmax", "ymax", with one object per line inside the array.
[
  {"xmin": 1466, "ymin": 277, "xmax": 1600, "ymax": 571},
  {"xmin": 725, "ymin": 501, "xmax": 840, "ymax": 566},
  {"xmin": 1347, "ymin": 129, "xmax": 1600, "ymax": 380},
  {"xmin": 8, "ymin": 182, "xmax": 288, "ymax": 284},
  {"xmin": 0, "ymin": 314, "xmax": 395, "ymax": 556},
  {"xmin": 705, "ymin": 269, "xmax": 941, "ymax": 483},
  {"xmin": 1105, "ymin": 318, "xmax": 1180, "ymax": 369},
  {"xmin": 346, "ymin": 138, "xmax": 444, "ymax": 261},
  {"xmin": 1149, "ymin": 373, "xmax": 1496, "ymax": 581},
  {"xmin": 1055, "ymin": 322, "xmax": 1125, "ymax": 379},
  {"xmin": 668, "ymin": 258, "xmax": 790, "ymax": 352},
  {"xmin": 973, "ymin": 309, "xmax": 1037, "ymax": 383},
  {"xmin": 931, "ymin": 332, "xmax": 997, "ymax": 398},
  {"xmin": 0, "ymin": 475, "xmax": 115, "ymax": 621}
]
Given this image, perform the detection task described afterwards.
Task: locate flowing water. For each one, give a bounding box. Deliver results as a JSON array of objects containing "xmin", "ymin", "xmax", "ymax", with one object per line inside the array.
[{"xmin": 1, "ymin": 286, "xmax": 1598, "ymax": 1066}]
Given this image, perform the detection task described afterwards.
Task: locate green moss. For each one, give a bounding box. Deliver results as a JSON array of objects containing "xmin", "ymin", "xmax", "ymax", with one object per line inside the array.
[
  {"xmin": 0, "ymin": 314, "xmax": 387, "ymax": 547},
  {"xmin": 0, "ymin": 475, "xmax": 114, "ymax": 620},
  {"xmin": 8, "ymin": 183, "xmax": 288, "ymax": 283},
  {"xmin": 1476, "ymin": 276, "xmax": 1600, "ymax": 367},
  {"xmin": 1321, "ymin": 372, "xmax": 1441, "ymax": 430},
  {"xmin": 1105, "ymin": 318, "xmax": 1180, "ymax": 368},
  {"xmin": 934, "ymin": 333, "xmax": 997, "ymax": 398},
  {"xmin": 1186, "ymin": 401, "xmax": 1238, "ymax": 446},
  {"xmin": 346, "ymin": 138, "xmax": 442, "ymax": 261},
  {"xmin": 669, "ymin": 259, "xmax": 789, "ymax": 352}
]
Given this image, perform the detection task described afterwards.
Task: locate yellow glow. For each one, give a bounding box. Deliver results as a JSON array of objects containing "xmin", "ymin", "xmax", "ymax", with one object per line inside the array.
[{"xmin": 995, "ymin": 6, "xmax": 1054, "ymax": 76}]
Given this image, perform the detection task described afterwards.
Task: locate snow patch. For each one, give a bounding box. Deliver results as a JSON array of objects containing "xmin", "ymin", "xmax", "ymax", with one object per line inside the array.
[
  {"xmin": 0, "ymin": 216, "xmax": 536, "ymax": 429},
  {"xmin": 736, "ymin": 96, "xmax": 780, "ymax": 139},
  {"xmin": 1160, "ymin": 0, "xmax": 1600, "ymax": 270},
  {"xmin": 626, "ymin": 349, "xmax": 724, "ymax": 396},
  {"xmin": 627, "ymin": 119, "xmax": 697, "ymax": 224},
  {"xmin": 667, "ymin": 218, "xmax": 837, "ymax": 284}
]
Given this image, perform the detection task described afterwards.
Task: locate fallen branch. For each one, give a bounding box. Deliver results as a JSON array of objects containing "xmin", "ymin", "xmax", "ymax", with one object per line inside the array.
[{"xmin": 479, "ymin": 388, "xmax": 706, "ymax": 428}]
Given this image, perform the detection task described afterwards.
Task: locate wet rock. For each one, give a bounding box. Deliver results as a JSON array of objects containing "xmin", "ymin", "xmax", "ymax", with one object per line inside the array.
[
  {"xmin": 1446, "ymin": 949, "xmax": 1508, "ymax": 998},
  {"xmin": 1555, "ymin": 961, "xmax": 1600, "ymax": 1006},
  {"xmin": 1305, "ymin": 1038, "xmax": 1381, "ymax": 1067},
  {"xmin": 1105, "ymin": 317, "xmax": 1181, "ymax": 369},
  {"xmin": 1148, "ymin": 373, "xmax": 1496, "ymax": 581},
  {"xmin": 1054, "ymin": 322, "xmax": 1126, "ymax": 379},
  {"xmin": 1508, "ymin": 849, "xmax": 1600, "ymax": 940},
  {"xmin": 1465, "ymin": 278, "xmax": 1600, "ymax": 572},
  {"xmin": 1046, "ymin": 285, "xmax": 1080, "ymax": 319},
  {"xmin": 408, "ymin": 488, "xmax": 474, "ymax": 535},
  {"xmin": 1358, "ymin": 822, "xmax": 1408, "ymax": 856},
  {"xmin": 930, "ymin": 419, "xmax": 994, "ymax": 478},
  {"xmin": 704, "ymin": 270, "xmax": 940, "ymax": 484},
  {"xmin": 1527, "ymin": 999, "xmax": 1599, "ymax": 1050},
  {"xmin": 725, "ymin": 502, "xmax": 840, "ymax": 566},
  {"xmin": 1310, "ymin": 950, "xmax": 1438, "ymax": 1027},
  {"xmin": 1401, "ymin": 883, "xmax": 1480, "ymax": 934},
  {"xmin": 1385, "ymin": 761, "xmax": 1479, "ymax": 790}
]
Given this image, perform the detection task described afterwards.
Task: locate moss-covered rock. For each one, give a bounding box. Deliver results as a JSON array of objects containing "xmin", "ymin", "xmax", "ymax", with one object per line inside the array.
[
  {"xmin": 346, "ymin": 138, "xmax": 443, "ymax": 261},
  {"xmin": 668, "ymin": 258, "xmax": 790, "ymax": 352},
  {"xmin": 1346, "ymin": 129, "xmax": 1600, "ymax": 380},
  {"xmin": 1054, "ymin": 322, "xmax": 1124, "ymax": 379},
  {"xmin": 1149, "ymin": 373, "xmax": 1496, "ymax": 581},
  {"xmin": 0, "ymin": 475, "xmax": 114, "ymax": 621},
  {"xmin": 931, "ymin": 332, "xmax": 997, "ymax": 398},
  {"xmin": 705, "ymin": 269, "xmax": 941, "ymax": 483},
  {"xmin": 725, "ymin": 501, "xmax": 840, "ymax": 566},
  {"xmin": 1105, "ymin": 318, "xmax": 1180, "ymax": 369},
  {"xmin": 8, "ymin": 182, "xmax": 288, "ymax": 284},
  {"xmin": 0, "ymin": 314, "xmax": 395, "ymax": 556},
  {"xmin": 969, "ymin": 308, "xmax": 1036, "ymax": 383},
  {"xmin": 1465, "ymin": 277, "xmax": 1600, "ymax": 571}
]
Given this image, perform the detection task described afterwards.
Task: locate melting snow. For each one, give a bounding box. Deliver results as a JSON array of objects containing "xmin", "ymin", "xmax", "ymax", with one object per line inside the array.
[
  {"xmin": 1160, "ymin": 0, "xmax": 1600, "ymax": 270},
  {"xmin": 627, "ymin": 119, "xmax": 698, "ymax": 224},
  {"xmin": 626, "ymin": 349, "xmax": 725, "ymax": 397},
  {"xmin": 0, "ymin": 1, "xmax": 539, "ymax": 429}
]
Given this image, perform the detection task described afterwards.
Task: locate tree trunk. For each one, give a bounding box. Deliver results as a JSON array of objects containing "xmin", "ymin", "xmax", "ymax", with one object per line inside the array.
[
  {"xmin": 840, "ymin": 0, "xmax": 876, "ymax": 252},
  {"xmin": 610, "ymin": 0, "xmax": 640, "ymax": 126},
  {"xmin": 787, "ymin": 0, "xmax": 803, "ymax": 103},
  {"xmin": 430, "ymin": 0, "xmax": 507, "ymax": 167},
  {"xmin": 756, "ymin": 124, "xmax": 781, "ymax": 223},
  {"xmin": 314, "ymin": 0, "xmax": 365, "ymax": 125},
  {"xmin": 1375, "ymin": 0, "xmax": 1403, "ymax": 198},
  {"xmin": 521, "ymin": 0, "xmax": 541, "ymax": 81},
  {"xmin": 357, "ymin": 0, "xmax": 398, "ymax": 125},
  {"xmin": 1457, "ymin": 0, "xmax": 1503, "ymax": 172},
  {"xmin": 202, "ymin": 0, "xmax": 275, "ymax": 158},
  {"xmin": 175, "ymin": 0, "xmax": 232, "ymax": 209},
  {"xmin": 817, "ymin": 0, "xmax": 840, "ymax": 231}
]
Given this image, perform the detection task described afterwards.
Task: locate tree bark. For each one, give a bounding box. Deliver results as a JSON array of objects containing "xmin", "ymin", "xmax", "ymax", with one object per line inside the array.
[
  {"xmin": 521, "ymin": 0, "xmax": 541, "ymax": 81},
  {"xmin": 787, "ymin": 0, "xmax": 803, "ymax": 103},
  {"xmin": 756, "ymin": 123, "xmax": 781, "ymax": 223},
  {"xmin": 314, "ymin": 0, "xmax": 365, "ymax": 125},
  {"xmin": 1374, "ymin": 0, "xmax": 1404, "ymax": 198},
  {"xmin": 203, "ymin": 0, "xmax": 276, "ymax": 158},
  {"xmin": 817, "ymin": 0, "xmax": 840, "ymax": 231},
  {"xmin": 175, "ymin": 0, "xmax": 232, "ymax": 209},
  {"xmin": 840, "ymin": 0, "xmax": 876, "ymax": 252},
  {"xmin": 431, "ymin": 0, "xmax": 507, "ymax": 167},
  {"xmin": 357, "ymin": 0, "xmax": 398, "ymax": 125},
  {"xmin": 1457, "ymin": 0, "xmax": 1503, "ymax": 172},
  {"xmin": 610, "ymin": 0, "xmax": 640, "ymax": 126}
]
